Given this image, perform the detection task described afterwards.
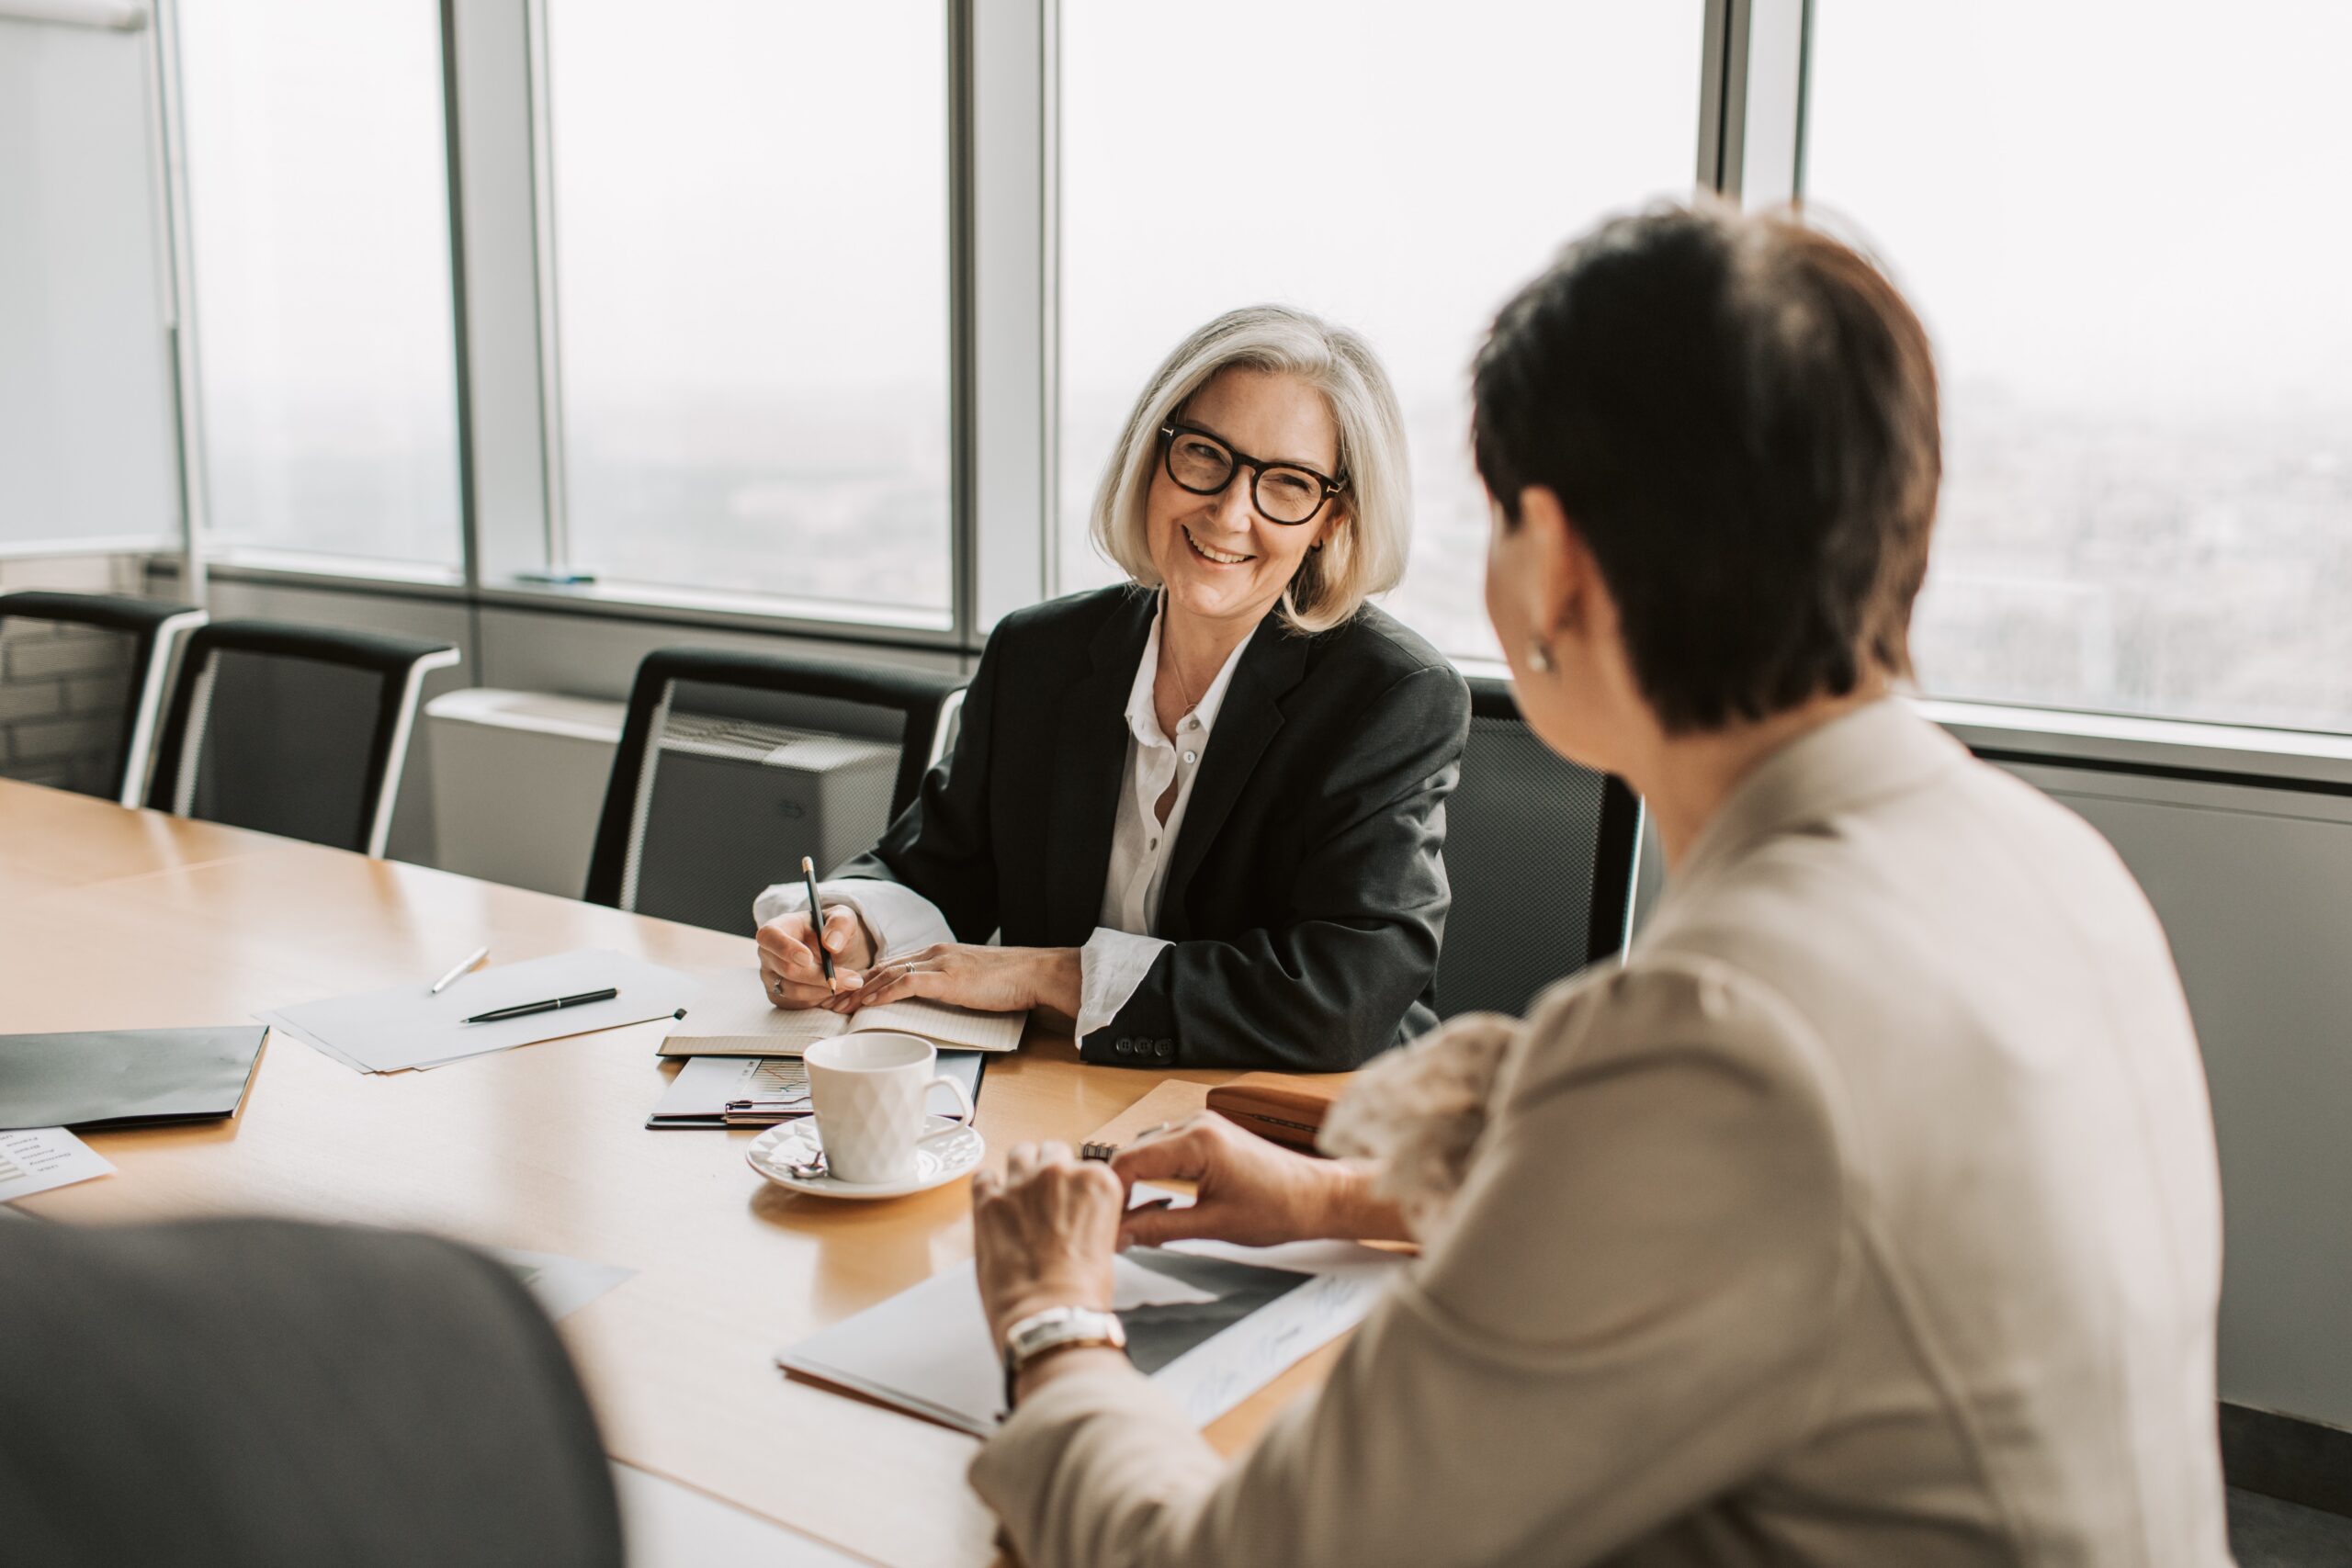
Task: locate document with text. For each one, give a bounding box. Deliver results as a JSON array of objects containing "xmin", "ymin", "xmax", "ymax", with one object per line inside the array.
[{"xmin": 0, "ymin": 1126, "xmax": 115, "ymax": 1204}]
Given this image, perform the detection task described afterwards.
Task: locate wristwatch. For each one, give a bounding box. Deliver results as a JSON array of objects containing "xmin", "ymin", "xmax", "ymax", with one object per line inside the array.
[{"xmin": 1001, "ymin": 1305, "xmax": 1126, "ymax": 1413}]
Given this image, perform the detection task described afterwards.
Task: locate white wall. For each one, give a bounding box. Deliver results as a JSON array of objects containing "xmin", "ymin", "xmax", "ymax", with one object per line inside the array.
[{"xmin": 2004, "ymin": 761, "xmax": 2352, "ymax": 1430}]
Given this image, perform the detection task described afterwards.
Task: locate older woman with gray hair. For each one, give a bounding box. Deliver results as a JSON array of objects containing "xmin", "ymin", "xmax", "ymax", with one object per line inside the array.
[{"xmin": 752, "ymin": 305, "xmax": 1470, "ymax": 1071}]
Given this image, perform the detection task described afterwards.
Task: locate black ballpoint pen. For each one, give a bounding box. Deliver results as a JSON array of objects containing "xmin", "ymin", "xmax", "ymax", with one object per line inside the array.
[
  {"xmin": 801, "ymin": 854, "xmax": 835, "ymax": 985},
  {"xmin": 461, "ymin": 987, "xmax": 618, "ymax": 1025}
]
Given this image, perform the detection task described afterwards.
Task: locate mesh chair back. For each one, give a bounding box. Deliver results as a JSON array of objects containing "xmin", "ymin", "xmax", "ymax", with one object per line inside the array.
[
  {"xmin": 1436, "ymin": 676, "xmax": 1643, "ymax": 1019},
  {"xmin": 0, "ymin": 592, "xmax": 204, "ymax": 804},
  {"xmin": 586, "ymin": 648, "xmax": 965, "ymax": 936},
  {"xmin": 0, "ymin": 1217, "xmax": 624, "ymax": 1568},
  {"xmin": 147, "ymin": 620, "xmax": 460, "ymax": 854}
]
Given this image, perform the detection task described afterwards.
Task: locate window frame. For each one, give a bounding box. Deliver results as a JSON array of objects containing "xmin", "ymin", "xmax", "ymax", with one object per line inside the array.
[
  {"xmin": 145, "ymin": 0, "xmax": 2352, "ymax": 776},
  {"xmin": 160, "ymin": 0, "xmax": 474, "ymax": 588}
]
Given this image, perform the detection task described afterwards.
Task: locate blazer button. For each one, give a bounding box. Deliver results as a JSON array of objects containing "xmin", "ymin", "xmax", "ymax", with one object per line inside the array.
[
  {"xmin": 1154, "ymin": 1040, "xmax": 1173, "ymax": 1059},
  {"xmin": 1114, "ymin": 1038, "xmax": 1132, "ymax": 1055}
]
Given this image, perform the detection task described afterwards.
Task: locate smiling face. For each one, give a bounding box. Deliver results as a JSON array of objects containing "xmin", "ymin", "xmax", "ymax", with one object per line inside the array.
[{"xmin": 1145, "ymin": 367, "xmax": 1345, "ymax": 630}]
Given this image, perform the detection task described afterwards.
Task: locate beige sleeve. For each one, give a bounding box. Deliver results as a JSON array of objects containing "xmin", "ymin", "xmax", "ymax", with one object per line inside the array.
[{"xmin": 968, "ymin": 959, "xmax": 1850, "ymax": 1568}]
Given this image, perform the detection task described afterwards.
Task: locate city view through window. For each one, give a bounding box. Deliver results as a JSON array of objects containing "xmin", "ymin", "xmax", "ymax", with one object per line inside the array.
[
  {"xmin": 180, "ymin": 0, "xmax": 463, "ymax": 570},
  {"xmin": 178, "ymin": 2, "xmax": 2351, "ymax": 734},
  {"xmin": 1058, "ymin": 1, "xmax": 1706, "ymax": 664},
  {"xmin": 1807, "ymin": 0, "xmax": 2352, "ymax": 732},
  {"xmin": 544, "ymin": 0, "xmax": 953, "ymax": 613}
]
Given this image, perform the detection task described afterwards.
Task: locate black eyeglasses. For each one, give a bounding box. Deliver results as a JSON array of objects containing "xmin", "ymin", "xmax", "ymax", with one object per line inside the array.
[{"xmin": 1159, "ymin": 423, "xmax": 1346, "ymax": 526}]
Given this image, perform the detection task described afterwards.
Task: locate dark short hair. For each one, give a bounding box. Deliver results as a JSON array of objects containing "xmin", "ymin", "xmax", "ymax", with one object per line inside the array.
[{"xmin": 1471, "ymin": 202, "xmax": 1941, "ymax": 733}]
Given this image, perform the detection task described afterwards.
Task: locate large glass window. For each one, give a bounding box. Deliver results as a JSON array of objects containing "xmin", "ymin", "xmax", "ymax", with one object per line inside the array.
[
  {"xmin": 1058, "ymin": 1, "xmax": 1705, "ymax": 659},
  {"xmin": 1806, "ymin": 0, "xmax": 2352, "ymax": 733},
  {"xmin": 177, "ymin": 0, "xmax": 463, "ymax": 570},
  {"xmin": 541, "ymin": 1, "xmax": 951, "ymax": 619}
]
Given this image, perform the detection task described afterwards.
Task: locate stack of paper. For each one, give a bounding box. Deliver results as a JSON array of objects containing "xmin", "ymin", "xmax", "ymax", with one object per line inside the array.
[
  {"xmin": 648, "ymin": 1051, "xmax": 983, "ymax": 1130},
  {"xmin": 647, "ymin": 1055, "xmax": 812, "ymax": 1130},
  {"xmin": 261, "ymin": 950, "xmax": 698, "ymax": 1074}
]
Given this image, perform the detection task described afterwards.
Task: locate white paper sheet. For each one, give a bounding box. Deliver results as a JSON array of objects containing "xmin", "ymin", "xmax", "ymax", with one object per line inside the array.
[
  {"xmin": 0, "ymin": 1126, "xmax": 116, "ymax": 1203},
  {"xmin": 260, "ymin": 949, "xmax": 699, "ymax": 1073},
  {"xmin": 492, "ymin": 1246, "xmax": 634, "ymax": 1321},
  {"xmin": 775, "ymin": 1187, "xmax": 1405, "ymax": 1436}
]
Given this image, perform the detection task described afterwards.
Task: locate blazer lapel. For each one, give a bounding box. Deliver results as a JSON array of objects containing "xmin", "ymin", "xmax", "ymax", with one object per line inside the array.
[
  {"xmin": 1159, "ymin": 615, "xmax": 1310, "ymax": 939},
  {"xmin": 1046, "ymin": 592, "xmax": 1154, "ymax": 941}
]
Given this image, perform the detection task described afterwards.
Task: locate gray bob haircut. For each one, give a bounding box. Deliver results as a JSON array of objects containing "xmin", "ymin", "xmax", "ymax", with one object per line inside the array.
[{"xmin": 1088, "ymin": 305, "xmax": 1412, "ymax": 635}]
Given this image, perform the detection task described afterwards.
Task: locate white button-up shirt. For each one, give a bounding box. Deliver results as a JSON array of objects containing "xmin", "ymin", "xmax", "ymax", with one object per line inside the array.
[{"xmin": 752, "ymin": 598, "xmax": 1259, "ymax": 1043}]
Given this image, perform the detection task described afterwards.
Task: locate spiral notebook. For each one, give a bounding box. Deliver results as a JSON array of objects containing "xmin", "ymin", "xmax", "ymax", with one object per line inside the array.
[{"xmin": 658, "ymin": 969, "xmax": 1024, "ymax": 1057}]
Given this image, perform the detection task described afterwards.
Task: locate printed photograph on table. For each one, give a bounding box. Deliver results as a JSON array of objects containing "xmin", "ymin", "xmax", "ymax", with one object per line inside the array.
[{"xmin": 1114, "ymin": 1248, "xmax": 1315, "ymax": 1375}]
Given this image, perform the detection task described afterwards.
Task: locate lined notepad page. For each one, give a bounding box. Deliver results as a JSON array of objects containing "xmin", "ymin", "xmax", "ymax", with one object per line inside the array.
[
  {"xmin": 849, "ymin": 998, "xmax": 1024, "ymax": 1053},
  {"xmin": 660, "ymin": 990, "xmax": 853, "ymax": 1055}
]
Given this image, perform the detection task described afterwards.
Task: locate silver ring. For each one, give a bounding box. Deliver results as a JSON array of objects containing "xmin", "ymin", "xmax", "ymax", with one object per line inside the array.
[{"xmin": 770, "ymin": 975, "xmax": 786, "ymax": 993}]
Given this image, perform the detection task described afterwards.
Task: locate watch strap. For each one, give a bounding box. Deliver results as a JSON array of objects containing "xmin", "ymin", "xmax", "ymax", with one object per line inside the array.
[{"xmin": 1001, "ymin": 1305, "xmax": 1126, "ymax": 1415}]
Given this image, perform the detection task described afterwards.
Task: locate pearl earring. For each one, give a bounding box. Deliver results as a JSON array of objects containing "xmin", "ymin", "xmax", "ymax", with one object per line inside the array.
[{"xmin": 1526, "ymin": 640, "xmax": 1554, "ymax": 674}]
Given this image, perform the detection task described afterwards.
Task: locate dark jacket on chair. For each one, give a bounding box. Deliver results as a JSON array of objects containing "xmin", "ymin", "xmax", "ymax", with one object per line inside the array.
[{"xmin": 839, "ymin": 585, "xmax": 1471, "ymax": 1072}]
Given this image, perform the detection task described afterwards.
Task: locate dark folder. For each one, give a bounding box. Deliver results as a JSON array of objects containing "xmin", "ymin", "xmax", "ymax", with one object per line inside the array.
[{"xmin": 0, "ymin": 1027, "xmax": 268, "ymax": 1132}]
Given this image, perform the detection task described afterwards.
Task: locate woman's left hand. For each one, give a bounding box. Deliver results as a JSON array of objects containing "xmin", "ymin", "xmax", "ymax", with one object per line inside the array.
[
  {"xmin": 971, "ymin": 1141, "xmax": 1124, "ymax": 1350},
  {"xmin": 824, "ymin": 943, "xmax": 1081, "ymax": 1017}
]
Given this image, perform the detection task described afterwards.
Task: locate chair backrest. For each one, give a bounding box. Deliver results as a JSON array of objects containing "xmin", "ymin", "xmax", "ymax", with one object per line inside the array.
[
  {"xmin": 0, "ymin": 1217, "xmax": 623, "ymax": 1568},
  {"xmin": 585, "ymin": 646, "xmax": 966, "ymax": 935},
  {"xmin": 0, "ymin": 591, "xmax": 205, "ymax": 805},
  {"xmin": 1436, "ymin": 675, "xmax": 1644, "ymax": 1020},
  {"xmin": 147, "ymin": 619, "xmax": 460, "ymax": 855}
]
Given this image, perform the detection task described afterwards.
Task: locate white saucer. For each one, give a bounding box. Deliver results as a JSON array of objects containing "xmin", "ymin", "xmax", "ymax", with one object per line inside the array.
[{"xmin": 745, "ymin": 1115, "xmax": 985, "ymax": 1201}]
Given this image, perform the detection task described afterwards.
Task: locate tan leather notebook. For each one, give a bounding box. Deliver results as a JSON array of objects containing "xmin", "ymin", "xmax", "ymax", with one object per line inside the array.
[
  {"xmin": 1204, "ymin": 1072, "xmax": 1346, "ymax": 1154},
  {"xmin": 1080, "ymin": 1073, "xmax": 1350, "ymax": 1157},
  {"xmin": 1080, "ymin": 1079, "xmax": 1212, "ymax": 1153}
]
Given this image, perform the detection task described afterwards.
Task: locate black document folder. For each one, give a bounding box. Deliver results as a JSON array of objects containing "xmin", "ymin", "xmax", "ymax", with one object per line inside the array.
[{"xmin": 0, "ymin": 1027, "xmax": 268, "ymax": 1131}]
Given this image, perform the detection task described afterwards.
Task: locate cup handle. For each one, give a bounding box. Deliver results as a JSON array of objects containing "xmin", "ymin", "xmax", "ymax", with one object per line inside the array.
[{"xmin": 919, "ymin": 1070, "xmax": 976, "ymax": 1135}]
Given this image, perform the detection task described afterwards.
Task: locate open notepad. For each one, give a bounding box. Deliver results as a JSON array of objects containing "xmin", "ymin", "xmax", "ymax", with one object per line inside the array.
[{"xmin": 659, "ymin": 969, "xmax": 1024, "ymax": 1057}]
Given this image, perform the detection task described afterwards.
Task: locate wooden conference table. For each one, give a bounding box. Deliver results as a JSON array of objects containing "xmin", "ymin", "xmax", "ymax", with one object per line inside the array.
[{"xmin": 0, "ymin": 778, "xmax": 1347, "ymax": 1567}]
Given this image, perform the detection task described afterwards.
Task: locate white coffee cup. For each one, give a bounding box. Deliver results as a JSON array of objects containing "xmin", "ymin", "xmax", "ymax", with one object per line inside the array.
[{"xmin": 803, "ymin": 1032, "xmax": 977, "ymax": 1184}]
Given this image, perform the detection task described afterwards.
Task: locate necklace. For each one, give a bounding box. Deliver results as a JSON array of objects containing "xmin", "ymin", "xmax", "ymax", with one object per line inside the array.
[{"xmin": 1170, "ymin": 656, "xmax": 1204, "ymax": 717}]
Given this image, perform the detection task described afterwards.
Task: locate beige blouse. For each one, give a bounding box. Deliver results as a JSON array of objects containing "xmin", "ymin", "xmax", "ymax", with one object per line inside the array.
[{"xmin": 970, "ymin": 700, "xmax": 2231, "ymax": 1566}]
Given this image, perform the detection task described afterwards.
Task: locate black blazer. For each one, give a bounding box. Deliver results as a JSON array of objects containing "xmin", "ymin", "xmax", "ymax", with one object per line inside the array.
[{"xmin": 838, "ymin": 585, "xmax": 1471, "ymax": 1072}]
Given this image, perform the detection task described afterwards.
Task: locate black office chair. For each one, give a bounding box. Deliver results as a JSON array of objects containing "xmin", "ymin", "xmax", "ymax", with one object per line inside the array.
[
  {"xmin": 0, "ymin": 591, "xmax": 206, "ymax": 805},
  {"xmin": 147, "ymin": 619, "xmax": 461, "ymax": 855},
  {"xmin": 1436, "ymin": 675, "xmax": 1644, "ymax": 1019},
  {"xmin": 0, "ymin": 1217, "xmax": 623, "ymax": 1568},
  {"xmin": 585, "ymin": 647, "xmax": 966, "ymax": 936}
]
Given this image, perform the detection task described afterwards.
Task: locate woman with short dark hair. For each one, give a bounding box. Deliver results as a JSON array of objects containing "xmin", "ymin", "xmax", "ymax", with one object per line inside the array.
[{"xmin": 962, "ymin": 205, "xmax": 2230, "ymax": 1566}]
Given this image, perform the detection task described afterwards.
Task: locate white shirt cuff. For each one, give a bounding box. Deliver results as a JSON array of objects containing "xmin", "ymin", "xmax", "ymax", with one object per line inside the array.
[
  {"xmin": 1076, "ymin": 926, "xmax": 1173, "ymax": 1042},
  {"xmin": 750, "ymin": 877, "xmax": 956, "ymax": 960}
]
